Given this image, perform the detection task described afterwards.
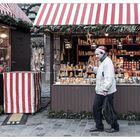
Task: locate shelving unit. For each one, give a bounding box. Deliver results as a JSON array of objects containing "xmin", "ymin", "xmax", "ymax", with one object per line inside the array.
[
  {"xmin": 77, "ymin": 44, "xmax": 94, "ymax": 65},
  {"xmin": 76, "ymin": 37, "xmax": 140, "ymax": 82}
]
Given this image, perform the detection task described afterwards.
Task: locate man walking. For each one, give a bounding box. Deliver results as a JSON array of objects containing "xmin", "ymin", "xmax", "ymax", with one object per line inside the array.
[{"xmin": 88, "ymin": 46, "xmax": 119, "ymax": 133}]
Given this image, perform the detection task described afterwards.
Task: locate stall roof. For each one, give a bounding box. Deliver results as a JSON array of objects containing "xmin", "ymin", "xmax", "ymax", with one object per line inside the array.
[
  {"xmin": 0, "ymin": 3, "xmax": 32, "ymax": 24},
  {"xmin": 33, "ymin": 3, "xmax": 140, "ymax": 26}
]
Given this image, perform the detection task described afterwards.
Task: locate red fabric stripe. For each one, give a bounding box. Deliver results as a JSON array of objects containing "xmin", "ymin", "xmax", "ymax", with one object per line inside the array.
[
  {"xmin": 127, "ymin": 4, "xmax": 130, "ymax": 24},
  {"xmin": 103, "ymin": 4, "xmax": 108, "ymax": 24},
  {"xmin": 36, "ymin": 4, "xmax": 47, "ymax": 26},
  {"xmin": 111, "ymin": 4, "xmax": 115, "ymax": 24},
  {"xmin": 88, "ymin": 4, "xmax": 94, "ymax": 24},
  {"xmin": 39, "ymin": 73, "xmax": 42, "ymax": 109},
  {"xmin": 22, "ymin": 73, "xmax": 25, "ymax": 113},
  {"xmin": 43, "ymin": 4, "xmax": 54, "ymax": 25},
  {"xmin": 51, "ymin": 4, "xmax": 60, "ymax": 25},
  {"xmin": 37, "ymin": 73, "xmax": 41, "ymax": 109},
  {"xmin": 73, "ymin": 4, "xmax": 81, "ymax": 25},
  {"xmin": 16, "ymin": 73, "xmax": 19, "ymax": 113},
  {"xmin": 34, "ymin": 73, "xmax": 37, "ymax": 111},
  {"xmin": 37, "ymin": 73, "xmax": 39, "ymax": 110},
  {"xmin": 119, "ymin": 4, "xmax": 123, "ymax": 24},
  {"xmin": 134, "ymin": 4, "xmax": 138, "ymax": 24},
  {"xmin": 10, "ymin": 73, "xmax": 13, "ymax": 113},
  {"xmin": 58, "ymin": 4, "xmax": 67, "ymax": 25},
  {"xmin": 80, "ymin": 4, "xmax": 87, "ymax": 24},
  {"xmin": 3, "ymin": 73, "xmax": 8, "ymax": 113},
  {"xmin": 65, "ymin": 4, "xmax": 74, "ymax": 24},
  {"xmin": 28, "ymin": 73, "xmax": 31, "ymax": 113},
  {"xmin": 95, "ymin": 4, "xmax": 101, "ymax": 24}
]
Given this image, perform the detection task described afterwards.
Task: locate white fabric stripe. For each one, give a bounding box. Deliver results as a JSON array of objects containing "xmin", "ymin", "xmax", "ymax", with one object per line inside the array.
[
  {"xmin": 54, "ymin": 3, "xmax": 64, "ymax": 25},
  {"xmin": 84, "ymin": 4, "xmax": 91, "ymax": 24},
  {"xmin": 99, "ymin": 4, "xmax": 105, "ymax": 24},
  {"xmin": 138, "ymin": 4, "xmax": 140, "ymax": 24},
  {"xmin": 7, "ymin": 73, "xmax": 11, "ymax": 113},
  {"xmin": 130, "ymin": 4, "xmax": 134, "ymax": 24},
  {"xmin": 122, "ymin": 4, "xmax": 127, "ymax": 24},
  {"xmin": 12, "ymin": 73, "xmax": 17, "ymax": 113},
  {"xmin": 106, "ymin": 4, "xmax": 112, "ymax": 24},
  {"xmin": 61, "ymin": 4, "xmax": 70, "ymax": 25},
  {"xmin": 47, "ymin": 4, "xmax": 57, "ymax": 25},
  {"xmin": 69, "ymin": 3, "xmax": 77, "ymax": 25},
  {"xmin": 25, "ymin": 73, "xmax": 29, "ymax": 113},
  {"xmin": 40, "ymin": 4, "xmax": 51, "ymax": 26},
  {"xmin": 18, "ymin": 73, "xmax": 23, "ymax": 113},
  {"xmin": 76, "ymin": 3, "xmax": 84, "ymax": 24},
  {"xmin": 33, "ymin": 4, "xmax": 44, "ymax": 25},
  {"xmin": 91, "ymin": 3, "xmax": 98, "ymax": 24},
  {"xmin": 31, "ymin": 74, "xmax": 34, "ymax": 113},
  {"xmin": 114, "ymin": 4, "xmax": 119, "ymax": 24}
]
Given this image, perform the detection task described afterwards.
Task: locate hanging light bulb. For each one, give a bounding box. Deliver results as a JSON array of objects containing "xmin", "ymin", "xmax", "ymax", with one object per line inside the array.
[
  {"xmin": 65, "ymin": 42, "xmax": 72, "ymax": 49},
  {"xmin": 91, "ymin": 41, "xmax": 97, "ymax": 50},
  {"xmin": 0, "ymin": 33, "xmax": 8, "ymax": 38},
  {"xmin": 117, "ymin": 41, "xmax": 123, "ymax": 50},
  {"xmin": 105, "ymin": 33, "xmax": 109, "ymax": 37}
]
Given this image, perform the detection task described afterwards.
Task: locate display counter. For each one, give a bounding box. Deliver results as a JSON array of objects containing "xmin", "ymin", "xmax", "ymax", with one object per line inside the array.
[
  {"xmin": 3, "ymin": 71, "xmax": 42, "ymax": 113},
  {"xmin": 51, "ymin": 84, "xmax": 140, "ymax": 113}
]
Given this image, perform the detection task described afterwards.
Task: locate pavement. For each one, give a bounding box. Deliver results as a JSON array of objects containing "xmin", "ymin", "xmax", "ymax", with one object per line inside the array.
[
  {"xmin": 0, "ymin": 76, "xmax": 140, "ymax": 137},
  {"xmin": 0, "ymin": 107, "xmax": 140, "ymax": 137}
]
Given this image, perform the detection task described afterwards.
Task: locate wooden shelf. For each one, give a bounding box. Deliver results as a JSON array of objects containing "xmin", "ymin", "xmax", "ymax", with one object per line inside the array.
[{"xmin": 116, "ymin": 54, "xmax": 140, "ymax": 57}]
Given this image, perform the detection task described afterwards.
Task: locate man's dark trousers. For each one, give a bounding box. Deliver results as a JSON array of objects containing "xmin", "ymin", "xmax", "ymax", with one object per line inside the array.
[{"xmin": 93, "ymin": 93, "xmax": 119, "ymax": 130}]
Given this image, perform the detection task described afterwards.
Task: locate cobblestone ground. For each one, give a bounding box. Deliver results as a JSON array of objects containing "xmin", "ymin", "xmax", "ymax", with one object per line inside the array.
[{"xmin": 0, "ymin": 99, "xmax": 140, "ymax": 137}]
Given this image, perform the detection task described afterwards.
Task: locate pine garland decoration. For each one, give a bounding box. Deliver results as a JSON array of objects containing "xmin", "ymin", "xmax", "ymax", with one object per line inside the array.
[{"xmin": 0, "ymin": 14, "xmax": 32, "ymax": 32}]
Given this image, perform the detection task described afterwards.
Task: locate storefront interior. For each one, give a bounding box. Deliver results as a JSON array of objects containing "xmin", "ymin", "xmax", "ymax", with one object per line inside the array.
[
  {"xmin": 51, "ymin": 26, "xmax": 140, "ymax": 85},
  {"xmin": 0, "ymin": 25, "xmax": 10, "ymax": 72}
]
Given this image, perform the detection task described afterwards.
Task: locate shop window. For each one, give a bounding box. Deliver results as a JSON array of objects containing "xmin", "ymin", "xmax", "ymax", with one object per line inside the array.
[
  {"xmin": 0, "ymin": 26, "xmax": 11, "ymax": 73},
  {"xmin": 55, "ymin": 34, "xmax": 140, "ymax": 85}
]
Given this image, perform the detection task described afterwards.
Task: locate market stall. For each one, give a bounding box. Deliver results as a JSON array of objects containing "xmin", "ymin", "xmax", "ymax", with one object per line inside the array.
[
  {"xmin": 0, "ymin": 4, "xmax": 33, "ymax": 112},
  {"xmin": 34, "ymin": 3, "xmax": 140, "ymax": 113}
]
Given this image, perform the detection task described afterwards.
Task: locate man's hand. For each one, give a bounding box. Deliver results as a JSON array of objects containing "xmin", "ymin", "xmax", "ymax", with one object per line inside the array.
[{"xmin": 103, "ymin": 91, "xmax": 107, "ymax": 96}]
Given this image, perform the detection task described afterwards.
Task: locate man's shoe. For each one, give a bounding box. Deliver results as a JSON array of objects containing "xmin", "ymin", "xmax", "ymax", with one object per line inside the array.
[
  {"xmin": 105, "ymin": 128, "xmax": 119, "ymax": 133},
  {"xmin": 89, "ymin": 127, "xmax": 104, "ymax": 132}
]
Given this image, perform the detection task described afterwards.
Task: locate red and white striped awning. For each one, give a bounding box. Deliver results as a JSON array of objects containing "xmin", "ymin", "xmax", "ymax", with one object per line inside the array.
[
  {"xmin": 0, "ymin": 3, "xmax": 32, "ymax": 24},
  {"xmin": 0, "ymin": 3, "xmax": 15, "ymax": 17},
  {"xmin": 34, "ymin": 3, "xmax": 140, "ymax": 26},
  {"xmin": 9, "ymin": 4, "xmax": 32, "ymax": 23}
]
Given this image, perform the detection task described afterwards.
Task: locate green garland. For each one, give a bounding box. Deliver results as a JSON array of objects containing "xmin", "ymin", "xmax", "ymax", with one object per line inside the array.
[
  {"xmin": 48, "ymin": 110, "xmax": 140, "ymax": 121},
  {"xmin": 0, "ymin": 14, "xmax": 32, "ymax": 32},
  {"xmin": 37, "ymin": 24, "xmax": 140, "ymax": 35}
]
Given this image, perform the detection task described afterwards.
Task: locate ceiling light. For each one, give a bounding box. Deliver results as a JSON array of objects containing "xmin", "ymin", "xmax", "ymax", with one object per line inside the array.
[
  {"xmin": 105, "ymin": 33, "xmax": 109, "ymax": 37},
  {"xmin": 0, "ymin": 33, "xmax": 8, "ymax": 38}
]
